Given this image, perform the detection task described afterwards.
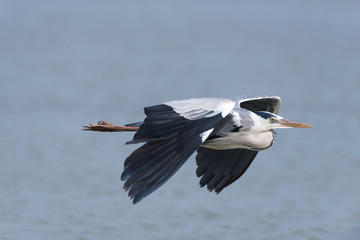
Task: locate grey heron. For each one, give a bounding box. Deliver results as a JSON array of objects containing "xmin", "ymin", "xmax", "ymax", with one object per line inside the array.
[{"xmin": 83, "ymin": 96, "xmax": 312, "ymax": 204}]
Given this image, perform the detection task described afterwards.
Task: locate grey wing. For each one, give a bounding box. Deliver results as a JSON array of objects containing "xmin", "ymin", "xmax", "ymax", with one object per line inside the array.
[
  {"xmin": 121, "ymin": 98, "xmax": 236, "ymax": 203},
  {"xmin": 234, "ymin": 95, "xmax": 282, "ymax": 114},
  {"xmin": 196, "ymin": 147, "xmax": 258, "ymax": 193}
]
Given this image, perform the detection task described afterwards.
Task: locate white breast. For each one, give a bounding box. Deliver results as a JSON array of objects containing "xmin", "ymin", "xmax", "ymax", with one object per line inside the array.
[{"xmin": 202, "ymin": 130, "xmax": 274, "ymax": 151}]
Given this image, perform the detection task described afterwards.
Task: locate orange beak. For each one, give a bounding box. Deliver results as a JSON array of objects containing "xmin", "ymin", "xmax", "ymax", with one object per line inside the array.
[{"xmin": 277, "ymin": 119, "xmax": 314, "ymax": 128}]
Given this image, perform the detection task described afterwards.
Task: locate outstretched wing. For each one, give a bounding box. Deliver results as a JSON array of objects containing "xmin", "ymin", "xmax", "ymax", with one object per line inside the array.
[
  {"xmin": 196, "ymin": 147, "xmax": 258, "ymax": 193},
  {"xmin": 235, "ymin": 95, "xmax": 282, "ymax": 114},
  {"xmin": 121, "ymin": 98, "xmax": 236, "ymax": 203}
]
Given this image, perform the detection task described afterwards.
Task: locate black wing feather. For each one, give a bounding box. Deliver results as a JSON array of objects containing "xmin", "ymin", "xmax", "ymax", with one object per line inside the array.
[
  {"xmin": 121, "ymin": 104, "xmax": 224, "ymax": 204},
  {"xmin": 239, "ymin": 97, "xmax": 281, "ymax": 114},
  {"xmin": 196, "ymin": 147, "xmax": 258, "ymax": 193}
]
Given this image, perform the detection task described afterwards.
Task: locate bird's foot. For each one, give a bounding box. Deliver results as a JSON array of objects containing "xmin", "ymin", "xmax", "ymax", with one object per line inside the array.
[
  {"xmin": 82, "ymin": 121, "xmax": 139, "ymax": 132},
  {"xmin": 82, "ymin": 121, "xmax": 116, "ymax": 132}
]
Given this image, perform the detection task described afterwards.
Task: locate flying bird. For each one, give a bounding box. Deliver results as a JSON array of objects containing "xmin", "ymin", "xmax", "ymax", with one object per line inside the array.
[{"xmin": 83, "ymin": 96, "xmax": 312, "ymax": 204}]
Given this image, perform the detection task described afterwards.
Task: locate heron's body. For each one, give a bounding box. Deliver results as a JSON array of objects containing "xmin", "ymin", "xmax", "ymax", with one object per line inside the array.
[
  {"xmin": 201, "ymin": 108, "xmax": 276, "ymax": 151},
  {"xmin": 83, "ymin": 96, "xmax": 312, "ymax": 204}
]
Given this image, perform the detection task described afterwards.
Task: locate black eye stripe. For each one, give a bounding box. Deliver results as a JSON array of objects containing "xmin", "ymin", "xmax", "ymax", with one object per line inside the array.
[{"xmin": 255, "ymin": 111, "xmax": 277, "ymax": 119}]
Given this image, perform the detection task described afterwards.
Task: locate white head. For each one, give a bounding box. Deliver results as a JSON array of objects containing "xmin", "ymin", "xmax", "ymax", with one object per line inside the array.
[{"xmin": 255, "ymin": 111, "xmax": 313, "ymax": 130}]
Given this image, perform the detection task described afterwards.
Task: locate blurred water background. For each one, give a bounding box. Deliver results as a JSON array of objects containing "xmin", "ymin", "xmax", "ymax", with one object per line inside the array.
[{"xmin": 1, "ymin": 1, "xmax": 360, "ymax": 239}]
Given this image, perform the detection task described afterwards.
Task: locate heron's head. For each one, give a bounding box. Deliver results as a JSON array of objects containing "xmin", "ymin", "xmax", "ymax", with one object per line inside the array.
[{"xmin": 255, "ymin": 111, "xmax": 313, "ymax": 130}]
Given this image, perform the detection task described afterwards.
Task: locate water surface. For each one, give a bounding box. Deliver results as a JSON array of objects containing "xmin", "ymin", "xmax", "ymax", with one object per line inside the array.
[{"xmin": 1, "ymin": 1, "xmax": 359, "ymax": 239}]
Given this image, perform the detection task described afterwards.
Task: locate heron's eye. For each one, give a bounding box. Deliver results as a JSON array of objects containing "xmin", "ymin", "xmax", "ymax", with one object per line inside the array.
[{"xmin": 269, "ymin": 118, "xmax": 275, "ymax": 123}]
